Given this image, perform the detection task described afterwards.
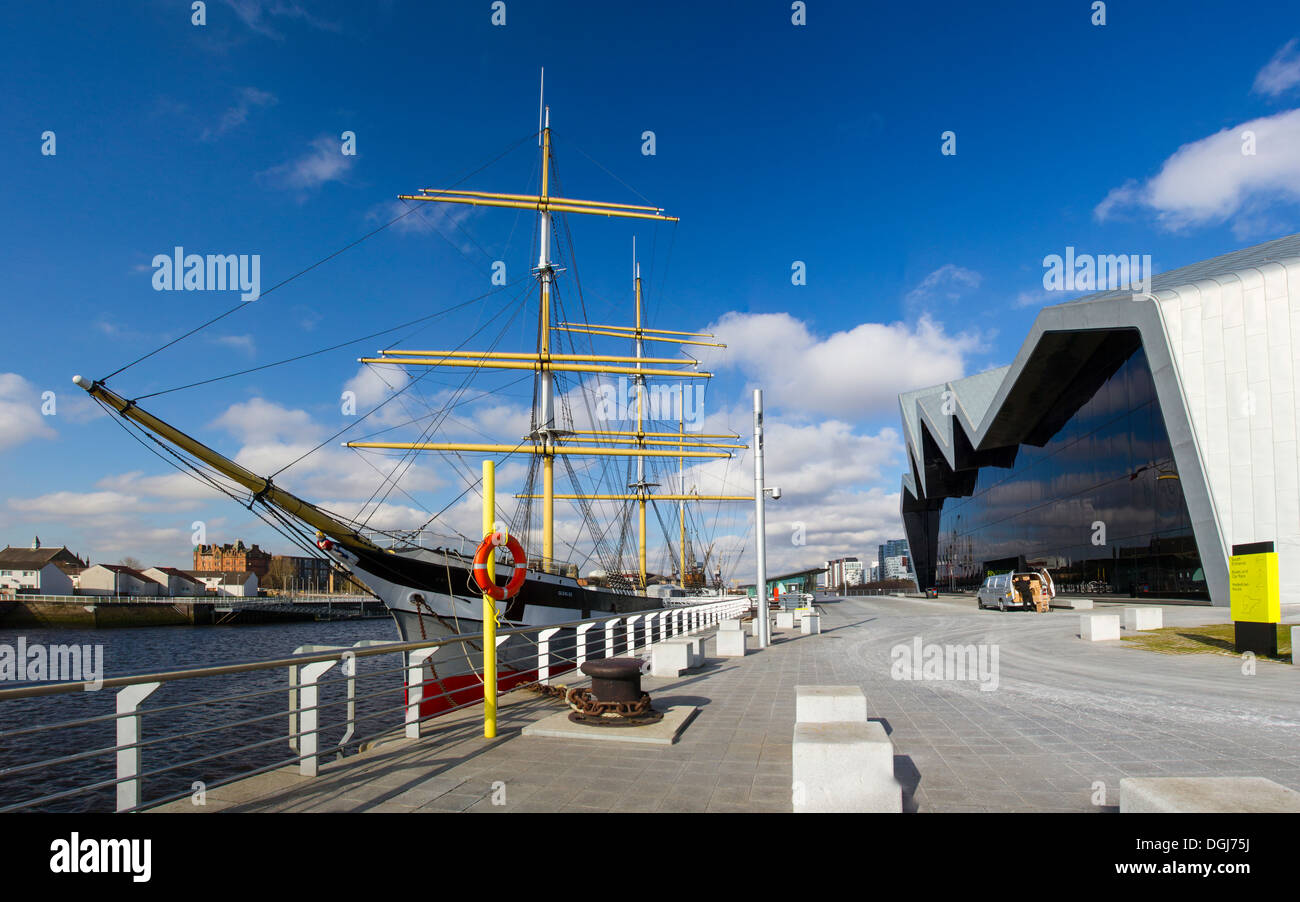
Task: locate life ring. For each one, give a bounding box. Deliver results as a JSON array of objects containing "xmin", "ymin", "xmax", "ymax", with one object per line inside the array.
[{"xmin": 472, "ymin": 533, "xmax": 527, "ymax": 601}]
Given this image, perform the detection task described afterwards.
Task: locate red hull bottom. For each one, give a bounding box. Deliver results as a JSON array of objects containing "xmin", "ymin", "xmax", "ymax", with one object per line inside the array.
[{"xmin": 407, "ymin": 660, "xmax": 580, "ymax": 720}]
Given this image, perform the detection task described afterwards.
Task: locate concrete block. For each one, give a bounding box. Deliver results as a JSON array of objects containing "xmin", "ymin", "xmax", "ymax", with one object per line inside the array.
[
  {"xmin": 793, "ymin": 721, "xmax": 901, "ymax": 813},
  {"xmin": 1061, "ymin": 597, "xmax": 1093, "ymax": 610},
  {"xmin": 1080, "ymin": 613, "xmax": 1121, "ymax": 641},
  {"xmin": 651, "ymin": 640, "xmax": 692, "ymax": 678},
  {"xmin": 801, "ymin": 614, "xmax": 821, "ymax": 635},
  {"xmin": 775, "ymin": 612, "xmax": 795, "ymax": 629},
  {"xmin": 672, "ymin": 635, "xmax": 705, "ymax": 668},
  {"xmin": 796, "ymin": 685, "xmax": 866, "ymax": 723},
  {"xmin": 1293, "ymin": 626, "xmax": 1299, "ymax": 665},
  {"xmin": 718, "ymin": 618, "xmax": 742, "ymax": 631},
  {"xmin": 751, "ymin": 617, "xmax": 764, "ymax": 638},
  {"xmin": 1120, "ymin": 777, "xmax": 1300, "ymax": 813},
  {"xmin": 716, "ymin": 629, "xmax": 747, "ymax": 657},
  {"xmin": 1123, "ymin": 607, "xmax": 1163, "ymax": 630}
]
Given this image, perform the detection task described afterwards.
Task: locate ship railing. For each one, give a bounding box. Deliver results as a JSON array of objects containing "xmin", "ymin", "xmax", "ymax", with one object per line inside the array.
[
  {"xmin": 358, "ymin": 528, "xmax": 472, "ymax": 557},
  {"xmin": 0, "ymin": 596, "xmax": 753, "ymax": 814}
]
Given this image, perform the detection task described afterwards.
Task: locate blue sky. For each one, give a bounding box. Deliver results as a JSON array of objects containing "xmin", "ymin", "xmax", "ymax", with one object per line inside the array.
[{"xmin": 2, "ymin": 1, "xmax": 1299, "ymax": 577}]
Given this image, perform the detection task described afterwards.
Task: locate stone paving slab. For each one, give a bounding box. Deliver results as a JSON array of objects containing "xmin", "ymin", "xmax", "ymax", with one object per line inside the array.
[{"xmin": 152, "ymin": 595, "xmax": 1300, "ymax": 813}]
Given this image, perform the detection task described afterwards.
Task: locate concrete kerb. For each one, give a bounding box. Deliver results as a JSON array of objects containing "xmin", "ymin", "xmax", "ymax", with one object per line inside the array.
[{"xmin": 1120, "ymin": 777, "xmax": 1300, "ymax": 813}]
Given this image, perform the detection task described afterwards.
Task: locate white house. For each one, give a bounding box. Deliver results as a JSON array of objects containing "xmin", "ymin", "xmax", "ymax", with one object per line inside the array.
[
  {"xmin": 143, "ymin": 567, "xmax": 206, "ymax": 597},
  {"xmin": 0, "ymin": 543, "xmax": 86, "ymax": 595},
  {"xmin": 187, "ymin": 570, "xmax": 259, "ymax": 597},
  {"xmin": 79, "ymin": 564, "xmax": 161, "ymax": 597}
]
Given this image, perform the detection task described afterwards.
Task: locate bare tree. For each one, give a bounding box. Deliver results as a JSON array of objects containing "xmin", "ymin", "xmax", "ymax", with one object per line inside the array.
[
  {"xmin": 264, "ymin": 557, "xmax": 296, "ymax": 592},
  {"xmin": 119, "ymin": 556, "xmax": 144, "ymax": 570}
]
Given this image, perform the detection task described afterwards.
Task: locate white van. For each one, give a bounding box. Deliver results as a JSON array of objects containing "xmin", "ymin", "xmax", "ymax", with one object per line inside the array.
[{"xmin": 976, "ymin": 573, "xmax": 1030, "ymax": 611}]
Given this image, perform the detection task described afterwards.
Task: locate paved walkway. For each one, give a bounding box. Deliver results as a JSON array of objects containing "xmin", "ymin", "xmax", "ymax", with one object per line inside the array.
[{"xmin": 154, "ymin": 596, "xmax": 1300, "ymax": 813}]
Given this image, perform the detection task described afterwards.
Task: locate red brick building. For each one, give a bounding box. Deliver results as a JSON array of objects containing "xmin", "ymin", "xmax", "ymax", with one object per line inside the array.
[{"xmin": 193, "ymin": 541, "xmax": 271, "ymax": 580}]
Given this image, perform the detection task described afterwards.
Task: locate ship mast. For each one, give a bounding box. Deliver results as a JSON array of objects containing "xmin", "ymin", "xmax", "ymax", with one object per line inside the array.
[{"xmin": 349, "ymin": 94, "xmax": 745, "ymax": 579}]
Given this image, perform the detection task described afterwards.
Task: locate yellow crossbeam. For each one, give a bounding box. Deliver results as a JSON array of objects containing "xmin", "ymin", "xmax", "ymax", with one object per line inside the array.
[
  {"xmin": 378, "ymin": 349, "xmax": 698, "ymax": 366},
  {"xmin": 515, "ymin": 494, "xmax": 752, "ymax": 501},
  {"xmin": 418, "ymin": 188, "xmax": 663, "ymax": 214},
  {"xmin": 553, "ymin": 326, "xmax": 725, "ymax": 348},
  {"xmin": 569, "ymin": 434, "xmax": 743, "ymax": 444},
  {"xmin": 346, "ymin": 441, "xmax": 731, "ymax": 458},
  {"xmin": 560, "ymin": 322, "xmax": 715, "ymax": 338},
  {"xmin": 360, "ymin": 357, "xmax": 712, "ymax": 378},
  {"xmin": 561, "ymin": 436, "xmax": 747, "ymax": 449},
  {"xmin": 398, "ymin": 194, "xmax": 679, "ymax": 223}
]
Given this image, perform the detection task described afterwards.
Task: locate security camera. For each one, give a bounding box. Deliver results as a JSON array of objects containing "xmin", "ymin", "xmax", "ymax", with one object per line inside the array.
[{"xmin": 769, "ymin": 487, "xmax": 782, "ymax": 500}]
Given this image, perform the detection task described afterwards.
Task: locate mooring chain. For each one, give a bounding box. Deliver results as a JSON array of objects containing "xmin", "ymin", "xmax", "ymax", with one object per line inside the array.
[{"xmin": 563, "ymin": 686, "xmax": 655, "ymax": 718}]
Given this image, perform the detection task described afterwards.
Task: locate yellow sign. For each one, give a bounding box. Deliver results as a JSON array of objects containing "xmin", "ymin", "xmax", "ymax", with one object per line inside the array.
[{"xmin": 1229, "ymin": 551, "xmax": 1280, "ymax": 623}]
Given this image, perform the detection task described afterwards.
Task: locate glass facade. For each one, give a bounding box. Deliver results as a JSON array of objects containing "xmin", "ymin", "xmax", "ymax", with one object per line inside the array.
[{"xmin": 932, "ymin": 338, "xmax": 1207, "ymax": 600}]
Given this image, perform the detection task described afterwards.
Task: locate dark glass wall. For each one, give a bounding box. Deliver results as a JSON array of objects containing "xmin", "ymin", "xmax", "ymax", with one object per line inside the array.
[{"xmin": 934, "ymin": 340, "xmax": 1207, "ymax": 600}]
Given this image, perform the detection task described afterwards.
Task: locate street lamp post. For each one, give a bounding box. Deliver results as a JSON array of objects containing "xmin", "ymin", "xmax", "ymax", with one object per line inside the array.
[{"xmin": 753, "ymin": 389, "xmax": 781, "ymax": 649}]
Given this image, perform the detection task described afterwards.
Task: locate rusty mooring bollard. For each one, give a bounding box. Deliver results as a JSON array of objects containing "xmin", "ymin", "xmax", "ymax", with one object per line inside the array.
[{"xmin": 566, "ymin": 657, "xmax": 663, "ymax": 727}]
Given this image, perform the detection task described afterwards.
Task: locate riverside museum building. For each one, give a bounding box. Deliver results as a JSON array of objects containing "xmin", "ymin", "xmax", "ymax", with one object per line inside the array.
[{"xmin": 898, "ymin": 234, "xmax": 1300, "ymax": 607}]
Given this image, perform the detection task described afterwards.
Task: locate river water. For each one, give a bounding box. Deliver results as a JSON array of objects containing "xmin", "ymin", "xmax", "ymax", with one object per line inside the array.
[{"xmin": 0, "ymin": 617, "xmax": 416, "ymax": 812}]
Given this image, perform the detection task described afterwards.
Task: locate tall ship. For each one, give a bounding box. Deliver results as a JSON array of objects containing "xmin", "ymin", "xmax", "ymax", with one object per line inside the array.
[{"xmin": 72, "ymin": 90, "xmax": 752, "ymax": 704}]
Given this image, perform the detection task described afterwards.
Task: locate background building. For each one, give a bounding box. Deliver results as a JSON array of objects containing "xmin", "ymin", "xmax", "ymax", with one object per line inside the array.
[
  {"xmin": 143, "ymin": 566, "xmax": 206, "ymax": 597},
  {"xmin": 79, "ymin": 564, "xmax": 160, "ymax": 597},
  {"xmin": 193, "ymin": 541, "xmax": 271, "ymax": 581},
  {"xmin": 824, "ymin": 556, "xmax": 860, "ymax": 589},
  {"xmin": 0, "ymin": 540, "xmax": 85, "ymax": 595},
  {"xmin": 188, "ymin": 571, "xmax": 259, "ymax": 597},
  {"xmin": 264, "ymin": 554, "xmax": 334, "ymax": 592},
  {"xmin": 740, "ymin": 566, "xmax": 826, "ymax": 599},
  {"xmin": 877, "ymin": 539, "xmax": 914, "ymax": 581},
  {"xmin": 898, "ymin": 234, "xmax": 1300, "ymax": 605},
  {"xmin": 843, "ymin": 560, "xmax": 864, "ymax": 586}
]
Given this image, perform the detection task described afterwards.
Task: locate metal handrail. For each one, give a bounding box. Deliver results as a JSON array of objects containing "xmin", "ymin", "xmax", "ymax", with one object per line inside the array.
[
  {"xmin": 0, "ymin": 597, "xmax": 752, "ymax": 812},
  {"xmin": 0, "ymin": 614, "xmax": 600, "ymax": 701}
]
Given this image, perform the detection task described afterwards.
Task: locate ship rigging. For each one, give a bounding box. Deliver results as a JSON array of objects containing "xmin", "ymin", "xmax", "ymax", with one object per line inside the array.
[{"xmin": 72, "ymin": 88, "xmax": 755, "ymax": 647}]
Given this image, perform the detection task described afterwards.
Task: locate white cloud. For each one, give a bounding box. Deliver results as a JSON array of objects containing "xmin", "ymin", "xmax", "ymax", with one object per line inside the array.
[
  {"xmin": 1014, "ymin": 288, "xmax": 1057, "ymax": 309},
  {"xmin": 652, "ymin": 403, "xmax": 909, "ymax": 578},
  {"xmin": 1094, "ymin": 108, "xmax": 1300, "ymax": 231},
  {"xmin": 203, "ymin": 87, "xmax": 277, "ymax": 140},
  {"xmin": 903, "ymin": 264, "xmax": 982, "ymax": 308},
  {"xmin": 211, "ymin": 397, "xmax": 322, "ymax": 444},
  {"xmin": 259, "ymin": 136, "xmax": 353, "ymax": 193},
  {"xmin": 97, "ymin": 470, "xmax": 221, "ymax": 502},
  {"xmin": 1254, "ymin": 39, "xmax": 1300, "ymax": 98},
  {"xmin": 368, "ymin": 199, "xmax": 483, "ymax": 258},
  {"xmin": 221, "ymin": 1, "xmax": 337, "ymax": 39},
  {"xmin": 210, "ymin": 333, "xmax": 256, "ymax": 355},
  {"xmin": 0, "ymin": 373, "xmax": 57, "ymax": 452},
  {"xmin": 343, "ymin": 363, "xmax": 412, "ymax": 426},
  {"xmin": 706, "ymin": 311, "xmax": 983, "ymax": 420},
  {"xmin": 9, "ymin": 490, "xmax": 152, "ymax": 518}
]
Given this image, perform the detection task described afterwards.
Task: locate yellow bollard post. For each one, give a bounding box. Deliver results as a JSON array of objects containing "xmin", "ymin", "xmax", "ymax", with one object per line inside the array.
[{"xmin": 483, "ymin": 460, "xmax": 497, "ymax": 739}]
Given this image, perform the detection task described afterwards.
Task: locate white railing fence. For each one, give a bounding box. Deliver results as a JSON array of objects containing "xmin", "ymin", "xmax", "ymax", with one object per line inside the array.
[{"xmin": 0, "ymin": 596, "xmax": 752, "ymax": 813}]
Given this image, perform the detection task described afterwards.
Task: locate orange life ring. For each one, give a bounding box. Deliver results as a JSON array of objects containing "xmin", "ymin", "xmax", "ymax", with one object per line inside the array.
[{"xmin": 472, "ymin": 533, "xmax": 527, "ymax": 601}]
